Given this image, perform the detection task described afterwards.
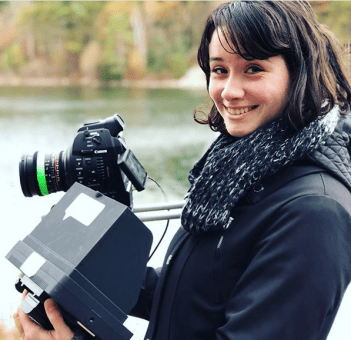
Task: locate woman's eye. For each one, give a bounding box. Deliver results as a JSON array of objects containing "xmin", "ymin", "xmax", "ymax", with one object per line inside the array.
[
  {"xmin": 212, "ymin": 67, "xmax": 227, "ymax": 75},
  {"xmin": 246, "ymin": 65, "xmax": 263, "ymax": 74}
]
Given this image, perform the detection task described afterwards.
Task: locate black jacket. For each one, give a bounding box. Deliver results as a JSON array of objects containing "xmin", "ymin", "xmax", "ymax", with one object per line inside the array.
[{"xmin": 131, "ymin": 114, "xmax": 351, "ymax": 340}]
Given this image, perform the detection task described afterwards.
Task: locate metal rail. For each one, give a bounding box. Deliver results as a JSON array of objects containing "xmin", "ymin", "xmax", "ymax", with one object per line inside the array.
[{"xmin": 133, "ymin": 201, "xmax": 185, "ymax": 222}]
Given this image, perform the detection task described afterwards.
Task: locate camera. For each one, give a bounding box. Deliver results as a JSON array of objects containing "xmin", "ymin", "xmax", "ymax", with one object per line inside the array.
[
  {"xmin": 9, "ymin": 115, "xmax": 152, "ymax": 339},
  {"xmin": 19, "ymin": 114, "xmax": 147, "ymax": 207}
]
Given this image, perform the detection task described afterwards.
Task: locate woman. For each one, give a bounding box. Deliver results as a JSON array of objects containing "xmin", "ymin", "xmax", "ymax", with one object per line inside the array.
[{"xmin": 16, "ymin": 1, "xmax": 351, "ymax": 340}]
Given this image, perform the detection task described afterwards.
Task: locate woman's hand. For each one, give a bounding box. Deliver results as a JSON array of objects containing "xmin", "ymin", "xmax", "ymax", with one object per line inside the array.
[{"xmin": 13, "ymin": 291, "xmax": 74, "ymax": 340}]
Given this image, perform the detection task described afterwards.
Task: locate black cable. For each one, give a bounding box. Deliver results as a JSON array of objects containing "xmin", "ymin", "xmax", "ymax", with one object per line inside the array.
[{"xmin": 146, "ymin": 177, "xmax": 171, "ymax": 261}]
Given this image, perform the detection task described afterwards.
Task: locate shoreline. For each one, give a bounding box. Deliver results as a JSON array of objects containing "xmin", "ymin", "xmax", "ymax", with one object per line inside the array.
[{"xmin": 0, "ymin": 67, "xmax": 207, "ymax": 90}]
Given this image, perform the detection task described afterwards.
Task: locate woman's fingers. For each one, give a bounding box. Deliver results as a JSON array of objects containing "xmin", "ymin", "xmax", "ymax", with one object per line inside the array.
[
  {"xmin": 17, "ymin": 303, "xmax": 47, "ymax": 339},
  {"xmin": 16, "ymin": 294, "xmax": 74, "ymax": 340},
  {"xmin": 20, "ymin": 289, "xmax": 28, "ymax": 302},
  {"xmin": 44, "ymin": 299, "xmax": 74, "ymax": 340},
  {"xmin": 13, "ymin": 290, "xmax": 29, "ymax": 336},
  {"xmin": 13, "ymin": 311, "xmax": 24, "ymax": 337}
]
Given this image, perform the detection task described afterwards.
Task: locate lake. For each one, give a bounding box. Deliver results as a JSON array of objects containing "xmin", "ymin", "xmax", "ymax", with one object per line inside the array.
[{"xmin": 0, "ymin": 86, "xmax": 350, "ymax": 340}]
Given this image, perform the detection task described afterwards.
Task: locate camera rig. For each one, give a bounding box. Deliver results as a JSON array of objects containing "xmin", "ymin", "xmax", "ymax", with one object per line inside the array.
[{"xmin": 7, "ymin": 114, "xmax": 185, "ymax": 340}]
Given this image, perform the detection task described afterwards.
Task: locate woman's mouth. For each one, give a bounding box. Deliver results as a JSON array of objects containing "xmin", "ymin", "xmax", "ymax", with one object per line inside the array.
[{"xmin": 227, "ymin": 105, "xmax": 258, "ymax": 115}]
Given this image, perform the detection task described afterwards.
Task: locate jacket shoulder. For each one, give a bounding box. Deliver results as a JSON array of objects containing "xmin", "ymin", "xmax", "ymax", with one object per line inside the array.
[
  {"xmin": 245, "ymin": 162, "xmax": 351, "ymax": 214},
  {"xmin": 318, "ymin": 171, "xmax": 351, "ymax": 212}
]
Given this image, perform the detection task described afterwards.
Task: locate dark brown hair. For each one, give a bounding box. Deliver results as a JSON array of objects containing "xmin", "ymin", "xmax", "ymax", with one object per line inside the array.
[{"xmin": 195, "ymin": 0, "xmax": 351, "ymax": 133}]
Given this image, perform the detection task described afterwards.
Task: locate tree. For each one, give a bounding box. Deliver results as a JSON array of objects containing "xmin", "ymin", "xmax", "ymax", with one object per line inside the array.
[
  {"xmin": 96, "ymin": 2, "xmax": 135, "ymax": 81},
  {"xmin": 311, "ymin": 1, "xmax": 351, "ymax": 44},
  {"xmin": 17, "ymin": 1, "xmax": 104, "ymax": 75}
]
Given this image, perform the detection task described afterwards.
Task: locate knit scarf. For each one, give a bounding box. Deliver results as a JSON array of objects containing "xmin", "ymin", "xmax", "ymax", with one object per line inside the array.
[{"xmin": 181, "ymin": 107, "xmax": 340, "ymax": 234}]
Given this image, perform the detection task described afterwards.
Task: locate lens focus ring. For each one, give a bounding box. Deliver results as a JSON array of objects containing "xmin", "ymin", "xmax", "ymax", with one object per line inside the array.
[
  {"xmin": 19, "ymin": 151, "xmax": 65, "ymax": 197},
  {"xmin": 36, "ymin": 152, "xmax": 49, "ymax": 196}
]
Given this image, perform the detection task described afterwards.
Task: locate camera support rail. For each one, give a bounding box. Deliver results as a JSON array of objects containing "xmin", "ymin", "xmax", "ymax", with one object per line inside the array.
[{"xmin": 134, "ymin": 201, "xmax": 185, "ymax": 222}]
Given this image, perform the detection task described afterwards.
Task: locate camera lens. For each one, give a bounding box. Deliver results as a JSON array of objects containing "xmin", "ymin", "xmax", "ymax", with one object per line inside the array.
[{"xmin": 19, "ymin": 151, "xmax": 67, "ymax": 197}]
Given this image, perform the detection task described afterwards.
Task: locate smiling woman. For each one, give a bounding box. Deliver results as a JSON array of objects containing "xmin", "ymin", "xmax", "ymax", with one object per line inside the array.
[
  {"xmin": 208, "ymin": 30, "xmax": 290, "ymax": 137},
  {"xmin": 195, "ymin": 1, "xmax": 351, "ymax": 134}
]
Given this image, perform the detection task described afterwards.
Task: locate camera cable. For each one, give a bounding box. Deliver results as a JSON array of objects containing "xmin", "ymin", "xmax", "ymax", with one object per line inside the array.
[{"xmin": 144, "ymin": 177, "xmax": 170, "ymax": 262}]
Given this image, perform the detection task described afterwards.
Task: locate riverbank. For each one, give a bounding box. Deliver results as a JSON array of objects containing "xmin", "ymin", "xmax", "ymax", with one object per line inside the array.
[{"xmin": 0, "ymin": 66, "xmax": 206, "ymax": 90}]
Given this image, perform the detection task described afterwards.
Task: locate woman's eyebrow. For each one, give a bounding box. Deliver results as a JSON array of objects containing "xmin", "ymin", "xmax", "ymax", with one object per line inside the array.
[{"xmin": 210, "ymin": 57, "xmax": 223, "ymax": 61}]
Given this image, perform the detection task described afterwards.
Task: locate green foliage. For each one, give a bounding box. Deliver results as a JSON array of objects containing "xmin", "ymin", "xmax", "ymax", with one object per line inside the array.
[
  {"xmin": 2, "ymin": 44, "xmax": 26, "ymax": 73},
  {"xmin": 146, "ymin": 1, "xmax": 202, "ymax": 77},
  {"xmin": 18, "ymin": 1, "xmax": 104, "ymax": 53},
  {"xmin": 10, "ymin": 0, "xmax": 349, "ymax": 82},
  {"xmin": 0, "ymin": 1, "xmax": 9, "ymax": 11},
  {"xmin": 98, "ymin": 11, "xmax": 133, "ymax": 82},
  {"xmin": 0, "ymin": 1, "xmax": 276, "ymax": 80},
  {"xmin": 65, "ymin": 40, "xmax": 83, "ymax": 54},
  {"xmin": 97, "ymin": 64, "xmax": 124, "ymax": 82},
  {"xmin": 0, "ymin": 1, "xmax": 346, "ymax": 83},
  {"xmin": 311, "ymin": 1, "xmax": 351, "ymax": 44},
  {"xmin": 167, "ymin": 52, "xmax": 188, "ymax": 79},
  {"xmin": 147, "ymin": 35, "xmax": 168, "ymax": 73}
]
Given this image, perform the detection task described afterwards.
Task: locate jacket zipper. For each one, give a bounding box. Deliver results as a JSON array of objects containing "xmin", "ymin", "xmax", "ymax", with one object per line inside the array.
[{"xmin": 214, "ymin": 217, "xmax": 233, "ymax": 304}]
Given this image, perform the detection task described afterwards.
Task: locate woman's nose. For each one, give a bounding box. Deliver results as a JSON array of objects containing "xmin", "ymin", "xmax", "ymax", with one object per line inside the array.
[{"xmin": 221, "ymin": 76, "xmax": 245, "ymax": 101}]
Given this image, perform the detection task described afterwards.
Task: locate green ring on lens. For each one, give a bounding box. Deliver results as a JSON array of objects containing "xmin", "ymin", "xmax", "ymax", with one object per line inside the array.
[{"xmin": 36, "ymin": 153, "xmax": 49, "ymax": 196}]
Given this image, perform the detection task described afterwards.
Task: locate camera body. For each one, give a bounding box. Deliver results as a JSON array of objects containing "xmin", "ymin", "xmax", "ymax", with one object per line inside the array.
[{"xmin": 19, "ymin": 115, "xmax": 147, "ymax": 207}]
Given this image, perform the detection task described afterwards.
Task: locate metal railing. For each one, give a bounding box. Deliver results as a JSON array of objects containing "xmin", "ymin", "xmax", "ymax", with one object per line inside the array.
[{"xmin": 134, "ymin": 201, "xmax": 185, "ymax": 222}]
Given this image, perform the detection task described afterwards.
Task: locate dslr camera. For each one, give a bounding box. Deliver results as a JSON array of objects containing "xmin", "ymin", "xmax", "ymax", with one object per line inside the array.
[{"xmin": 19, "ymin": 114, "xmax": 147, "ymax": 207}]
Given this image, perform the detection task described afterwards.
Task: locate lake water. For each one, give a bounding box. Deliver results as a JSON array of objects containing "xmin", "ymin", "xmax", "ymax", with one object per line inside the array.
[{"xmin": 0, "ymin": 86, "xmax": 350, "ymax": 339}]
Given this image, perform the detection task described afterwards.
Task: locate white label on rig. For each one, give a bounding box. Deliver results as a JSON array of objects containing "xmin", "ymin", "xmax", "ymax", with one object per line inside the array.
[
  {"xmin": 64, "ymin": 193, "xmax": 105, "ymax": 226},
  {"xmin": 20, "ymin": 252, "xmax": 46, "ymax": 277}
]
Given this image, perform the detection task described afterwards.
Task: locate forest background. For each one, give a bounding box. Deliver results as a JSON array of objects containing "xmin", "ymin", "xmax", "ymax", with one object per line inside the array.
[{"xmin": 0, "ymin": 1, "xmax": 350, "ymax": 88}]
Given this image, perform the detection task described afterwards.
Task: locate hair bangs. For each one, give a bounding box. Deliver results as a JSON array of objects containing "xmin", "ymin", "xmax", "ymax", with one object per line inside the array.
[{"xmin": 213, "ymin": 1, "xmax": 290, "ymax": 61}]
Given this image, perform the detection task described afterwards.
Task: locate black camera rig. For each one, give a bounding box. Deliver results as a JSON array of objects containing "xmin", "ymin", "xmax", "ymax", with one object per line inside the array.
[
  {"xmin": 7, "ymin": 115, "xmax": 186, "ymax": 340},
  {"xmin": 8, "ymin": 115, "xmax": 153, "ymax": 340}
]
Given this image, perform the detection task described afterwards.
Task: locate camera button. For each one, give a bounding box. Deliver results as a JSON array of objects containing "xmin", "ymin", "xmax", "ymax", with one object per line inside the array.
[{"xmin": 92, "ymin": 136, "xmax": 102, "ymax": 144}]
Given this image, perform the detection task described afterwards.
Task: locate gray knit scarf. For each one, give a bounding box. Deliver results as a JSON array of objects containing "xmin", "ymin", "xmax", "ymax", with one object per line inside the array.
[{"xmin": 181, "ymin": 107, "xmax": 340, "ymax": 234}]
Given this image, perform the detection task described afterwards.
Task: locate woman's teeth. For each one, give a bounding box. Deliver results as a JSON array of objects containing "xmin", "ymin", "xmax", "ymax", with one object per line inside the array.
[{"xmin": 227, "ymin": 106, "xmax": 254, "ymax": 115}]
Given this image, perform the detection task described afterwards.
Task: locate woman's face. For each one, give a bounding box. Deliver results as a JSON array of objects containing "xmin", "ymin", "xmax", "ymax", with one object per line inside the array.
[{"xmin": 208, "ymin": 30, "xmax": 290, "ymax": 137}]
